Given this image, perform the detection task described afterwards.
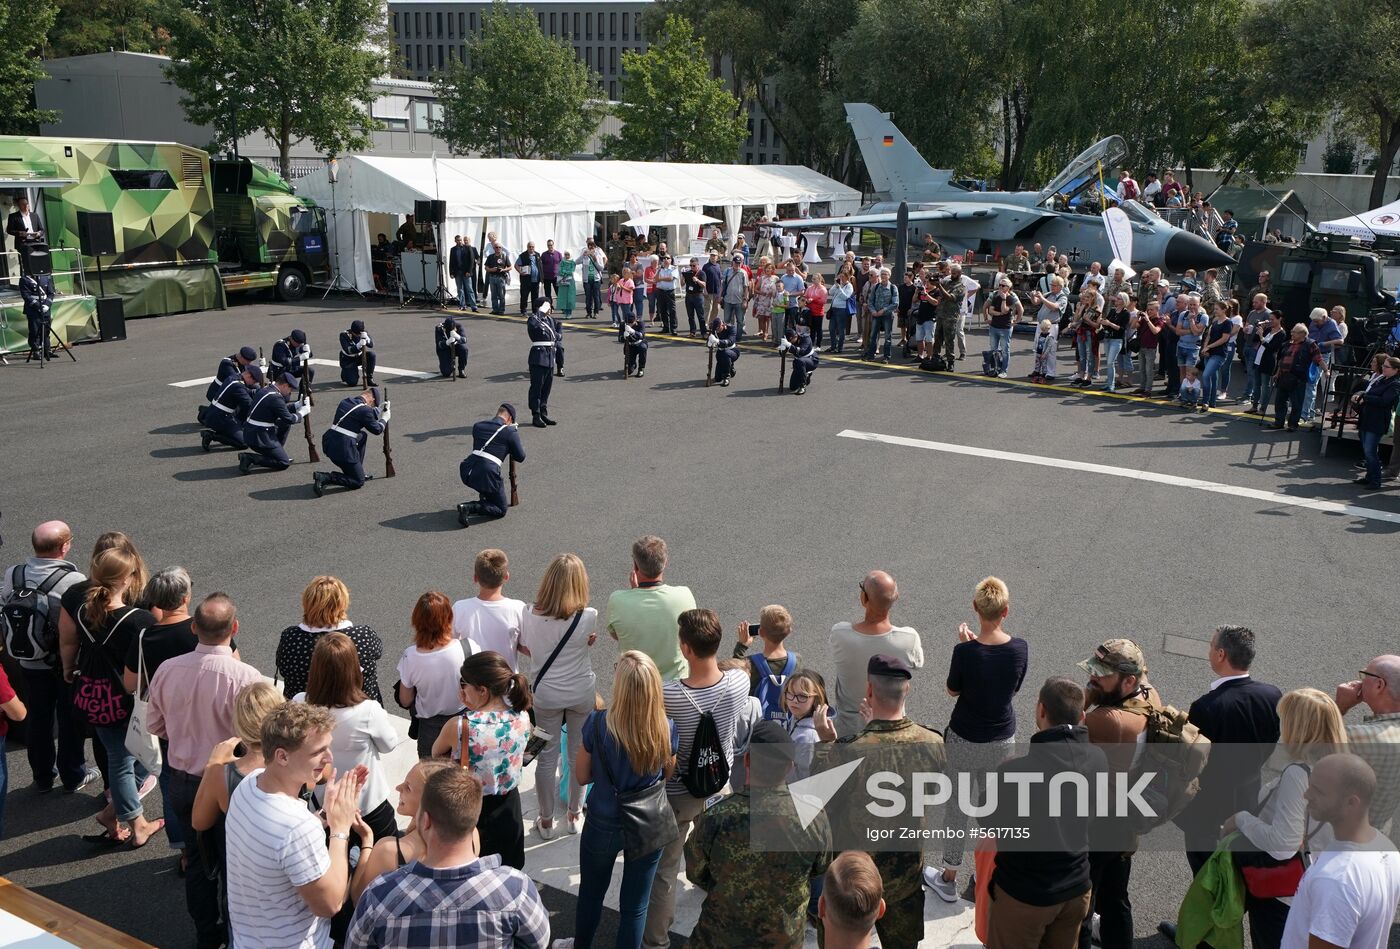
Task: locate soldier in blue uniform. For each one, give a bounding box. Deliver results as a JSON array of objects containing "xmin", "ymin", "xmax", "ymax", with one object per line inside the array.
[
  {"xmin": 338, "ymin": 319, "xmax": 375, "ymax": 387},
  {"xmin": 457, "ymin": 403, "xmax": 526, "ymax": 526},
  {"xmin": 708, "ymin": 316, "xmax": 741, "ymax": 386},
  {"xmin": 198, "ymin": 363, "xmax": 256, "ymax": 451},
  {"xmin": 237, "ymin": 372, "xmax": 305, "ymax": 473},
  {"xmin": 312, "ymin": 388, "xmax": 386, "ymax": 496},
  {"xmin": 216, "ymin": 345, "xmax": 259, "ymax": 384},
  {"xmin": 526, "ymin": 302, "xmax": 559, "ymax": 427},
  {"xmin": 19, "ymin": 270, "xmax": 56, "ymax": 360},
  {"xmin": 779, "ymin": 325, "xmax": 819, "ymax": 394},
  {"xmin": 269, "ymin": 329, "xmax": 313, "ymax": 384},
  {"xmin": 434, "ymin": 317, "xmax": 468, "ymax": 379},
  {"xmin": 622, "ymin": 312, "xmax": 648, "ymax": 377}
]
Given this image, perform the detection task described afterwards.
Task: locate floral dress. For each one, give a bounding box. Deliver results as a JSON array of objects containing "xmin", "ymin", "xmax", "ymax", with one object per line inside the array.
[
  {"xmin": 753, "ymin": 274, "xmax": 780, "ymax": 316},
  {"xmin": 453, "ymin": 708, "xmax": 529, "ymax": 794}
]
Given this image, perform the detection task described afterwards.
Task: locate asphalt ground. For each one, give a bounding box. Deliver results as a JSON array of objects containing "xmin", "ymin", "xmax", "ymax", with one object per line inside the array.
[{"xmin": 0, "ymin": 291, "xmax": 1397, "ymax": 947}]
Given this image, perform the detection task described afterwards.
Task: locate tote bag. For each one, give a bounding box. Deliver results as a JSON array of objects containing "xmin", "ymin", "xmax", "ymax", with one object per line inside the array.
[{"xmin": 125, "ymin": 629, "xmax": 163, "ymax": 774}]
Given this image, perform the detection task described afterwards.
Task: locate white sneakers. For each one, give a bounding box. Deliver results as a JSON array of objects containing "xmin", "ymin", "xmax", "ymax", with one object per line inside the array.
[
  {"xmin": 535, "ymin": 818, "xmax": 559, "ymax": 841},
  {"xmin": 565, "ymin": 811, "xmax": 583, "ymax": 835},
  {"xmin": 922, "ymin": 865, "xmax": 959, "ymax": 903}
]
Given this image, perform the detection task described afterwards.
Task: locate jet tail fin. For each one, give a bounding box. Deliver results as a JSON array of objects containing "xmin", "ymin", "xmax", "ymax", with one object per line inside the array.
[{"xmin": 845, "ymin": 103, "xmax": 951, "ymax": 199}]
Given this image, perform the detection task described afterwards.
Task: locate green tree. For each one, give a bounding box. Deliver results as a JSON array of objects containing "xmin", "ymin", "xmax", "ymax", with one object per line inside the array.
[
  {"xmin": 160, "ymin": 0, "xmax": 385, "ymax": 175},
  {"xmin": 0, "ymin": 0, "xmax": 58, "ymax": 134},
  {"xmin": 46, "ymin": 0, "xmax": 165, "ymax": 57},
  {"xmin": 1250, "ymin": 0, "xmax": 1400, "ymax": 207},
  {"xmin": 433, "ymin": 1, "xmax": 601, "ymax": 159},
  {"xmin": 603, "ymin": 15, "xmax": 745, "ymax": 162}
]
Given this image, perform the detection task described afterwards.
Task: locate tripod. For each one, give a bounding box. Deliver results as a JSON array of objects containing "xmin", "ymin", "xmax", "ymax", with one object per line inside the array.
[
  {"xmin": 322, "ymin": 173, "xmax": 363, "ymax": 299},
  {"xmin": 24, "ymin": 322, "xmax": 78, "ymax": 367}
]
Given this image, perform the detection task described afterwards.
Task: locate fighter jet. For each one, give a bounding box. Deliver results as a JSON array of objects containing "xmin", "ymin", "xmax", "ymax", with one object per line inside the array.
[{"xmin": 778, "ymin": 103, "xmax": 1234, "ymax": 274}]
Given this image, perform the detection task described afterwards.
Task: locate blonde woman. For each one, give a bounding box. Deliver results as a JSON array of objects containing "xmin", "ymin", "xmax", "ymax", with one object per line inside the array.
[
  {"xmin": 1220, "ymin": 688, "xmax": 1345, "ymax": 949},
  {"xmin": 274, "ymin": 576, "xmax": 383, "ymax": 703},
  {"xmin": 573, "ymin": 651, "xmax": 677, "ymax": 949},
  {"xmin": 752, "ymin": 261, "xmax": 779, "ymax": 342},
  {"xmin": 348, "ymin": 758, "xmax": 455, "ymax": 903},
  {"xmin": 518, "ymin": 554, "xmax": 598, "ymax": 839}
]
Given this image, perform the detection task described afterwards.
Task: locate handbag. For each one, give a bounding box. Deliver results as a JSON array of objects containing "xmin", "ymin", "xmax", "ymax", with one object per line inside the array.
[
  {"xmin": 72, "ymin": 606, "xmax": 141, "ymax": 727},
  {"xmin": 125, "ymin": 629, "xmax": 163, "ymax": 773},
  {"xmin": 522, "ymin": 610, "xmax": 584, "ymax": 765},
  {"xmin": 590, "ymin": 712, "xmax": 679, "ymax": 860},
  {"xmin": 1231, "ymin": 763, "xmax": 1313, "ymax": 899}
]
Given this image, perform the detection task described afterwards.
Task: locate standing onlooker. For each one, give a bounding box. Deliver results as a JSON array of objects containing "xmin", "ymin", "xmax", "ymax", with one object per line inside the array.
[
  {"xmin": 819, "ymin": 852, "xmax": 886, "ymax": 949},
  {"xmin": 702, "ymin": 252, "xmax": 722, "ymax": 323},
  {"xmin": 643, "ymin": 609, "xmax": 750, "ymax": 949},
  {"xmin": 581, "ymin": 238, "xmax": 606, "ymax": 319},
  {"xmin": 927, "ymin": 577, "xmax": 1029, "ymax": 902},
  {"xmin": 654, "ymin": 253, "xmax": 678, "ymax": 335},
  {"xmin": 348, "ymin": 759, "xmax": 456, "ymax": 903},
  {"xmin": 605, "ymin": 535, "xmax": 696, "ymax": 683},
  {"xmin": 225, "ymin": 703, "xmax": 365, "ymax": 949},
  {"xmin": 275, "ymin": 575, "xmax": 384, "ymax": 704},
  {"xmin": 1200, "ymin": 300, "xmax": 1238, "ymax": 409},
  {"xmin": 1302, "ymin": 305, "xmax": 1344, "ymax": 422},
  {"xmin": 541, "ymin": 238, "xmax": 563, "ymax": 305},
  {"xmin": 1250, "ymin": 310, "xmax": 1287, "ymax": 415},
  {"xmin": 1350, "ymin": 356, "xmax": 1400, "ymax": 489},
  {"xmin": 59, "ymin": 547, "xmax": 161, "ymax": 846},
  {"xmin": 864, "ymin": 269, "xmax": 898, "ymax": 362},
  {"xmin": 752, "ymin": 260, "xmax": 777, "ymax": 343},
  {"xmin": 0, "ymin": 662, "xmax": 27, "ymax": 839},
  {"xmin": 685, "ymin": 722, "xmax": 832, "ymax": 949},
  {"xmin": 830, "ymin": 570, "xmax": 923, "ymax": 739},
  {"xmin": 828, "ymin": 270, "xmax": 855, "ymax": 353},
  {"xmin": 147, "ymin": 593, "xmax": 262, "ymax": 949},
  {"xmin": 804, "ymin": 272, "xmax": 828, "ymax": 348},
  {"xmin": 1099, "ymin": 292, "xmax": 1131, "ymax": 393},
  {"xmin": 683, "ymin": 258, "xmax": 706, "ymax": 336},
  {"xmin": 346, "ymin": 768, "xmax": 550, "ymax": 949},
  {"xmin": 1131, "ymin": 300, "xmax": 1164, "ymax": 396},
  {"xmin": 1267, "ymin": 324, "xmax": 1326, "ymax": 432},
  {"xmin": 720, "ymin": 255, "xmax": 748, "ymax": 336},
  {"xmin": 451, "ymin": 549, "xmax": 526, "ymax": 668},
  {"xmin": 297, "ymin": 632, "xmax": 401, "ymax": 842},
  {"xmin": 982, "ymin": 677, "xmax": 1103, "ymax": 949},
  {"xmin": 1279, "ymin": 754, "xmax": 1400, "ymax": 949},
  {"xmin": 1239, "ymin": 293, "xmax": 1273, "ymax": 406},
  {"xmin": 396, "ymin": 591, "xmax": 466, "ymax": 758},
  {"xmin": 731, "ymin": 605, "xmax": 799, "ymax": 721},
  {"xmin": 778, "ymin": 260, "xmax": 805, "ymax": 346},
  {"xmin": 984, "ymin": 277, "xmax": 1021, "ymax": 376},
  {"xmin": 572, "ymin": 651, "xmax": 678, "ymax": 949},
  {"xmin": 519, "ymin": 553, "xmax": 598, "ymax": 839},
  {"xmin": 1334, "ymin": 655, "xmax": 1400, "ymax": 831},
  {"xmin": 430, "ymin": 651, "xmax": 531, "ymax": 870},
  {"xmin": 1, "ymin": 520, "xmax": 91, "ymax": 793}
]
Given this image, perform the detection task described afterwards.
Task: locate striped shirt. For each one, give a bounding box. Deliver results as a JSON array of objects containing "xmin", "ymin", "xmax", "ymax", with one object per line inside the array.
[
  {"xmin": 226, "ymin": 770, "xmax": 331, "ymax": 949},
  {"xmin": 663, "ymin": 668, "xmax": 750, "ymax": 796},
  {"xmin": 346, "ymin": 855, "xmax": 549, "ymax": 949},
  {"xmin": 1347, "ymin": 712, "xmax": 1400, "ymax": 829}
]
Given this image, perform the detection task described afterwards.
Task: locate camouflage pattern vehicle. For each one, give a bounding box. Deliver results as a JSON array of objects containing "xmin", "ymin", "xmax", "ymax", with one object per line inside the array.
[
  {"xmin": 211, "ymin": 157, "xmax": 329, "ymax": 301},
  {"xmin": 1235, "ymin": 232, "xmax": 1400, "ymax": 334}
]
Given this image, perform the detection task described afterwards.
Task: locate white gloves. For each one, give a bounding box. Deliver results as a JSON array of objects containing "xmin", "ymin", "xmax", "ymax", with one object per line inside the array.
[
  {"xmin": 297, "ymin": 402, "xmax": 312, "ymax": 419},
  {"xmin": 778, "ymin": 338, "xmax": 791, "ymax": 353},
  {"xmin": 258, "ymin": 356, "xmax": 268, "ymax": 371},
  {"xmin": 298, "ymin": 351, "xmax": 311, "ymax": 367},
  {"xmin": 624, "ymin": 326, "xmax": 638, "ymax": 341},
  {"xmin": 448, "ymin": 332, "xmax": 463, "ymax": 345},
  {"xmin": 357, "ymin": 337, "xmax": 369, "ymax": 350},
  {"xmin": 380, "ymin": 403, "xmax": 391, "ymax": 422},
  {"xmin": 707, "ymin": 334, "xmax": 719, "ymax": 348}
]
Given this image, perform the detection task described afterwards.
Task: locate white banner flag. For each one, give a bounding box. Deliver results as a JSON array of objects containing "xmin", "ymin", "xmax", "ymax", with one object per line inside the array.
[
  {"xmin": 625, "ymin": 193, "xmax": 648, "ymax": 236},
  {"xmin": 1102, "ymin": 206, "xmax": 1136, "ymax": 280}
]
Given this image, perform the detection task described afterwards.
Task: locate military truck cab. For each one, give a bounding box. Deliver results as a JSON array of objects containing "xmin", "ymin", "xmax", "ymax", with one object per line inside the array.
[
  {"xmin": 211, "ymin": 158, "xmax": 329, "ymax": 301},
  {"xmin": 1235, "ymin": 234, "xmax": 1400, "ymax": 334}
]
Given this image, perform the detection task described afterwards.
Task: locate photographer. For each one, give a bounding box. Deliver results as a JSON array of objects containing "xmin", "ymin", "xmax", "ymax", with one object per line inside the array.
[{"xmin": 984, "ymin": 277, "xmax": 1022, "ymax": 377}]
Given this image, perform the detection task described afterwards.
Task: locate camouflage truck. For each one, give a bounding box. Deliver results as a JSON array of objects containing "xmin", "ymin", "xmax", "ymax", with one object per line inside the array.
[{"xmin": 211, "ymin": 157, "xmax": 329, "ymax": 301}]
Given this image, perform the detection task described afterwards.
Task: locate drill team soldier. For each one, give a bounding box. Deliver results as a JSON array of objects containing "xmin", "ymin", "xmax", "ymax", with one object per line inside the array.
[
  {"xmin": 779, "ymin": 325, "xmax": 818, "ymax": 394},
  {"xmin": 238, "ymin": 372, "xmax": 306, "ymax": 473},
  {"xmin": 216, "ymin": 345, "xmax": 259, "ymax": 384},
  {"xmin": 621, "ymin": 312, "xmax": 647, "ymax": 377},
  {"xmin": 339, "ymin": 319, "xmax": 375, "ymax": 387},
  {"xmin": 269, "ymin": 330, "xmax": 313, "ymax": 384},
  {"xmin": 435, "ymin": 317, "xmax": 468, "ymax": 379},
  {"xmin": 457, "ymin": 403, "xmax": 526, "ymax": 526},
  {"xmin": 708, "ymin": 316, "xmax": 741, "ymax": 386},
  {"xmin": 526, "ymin": 302, "xmax": 559, "ymax": 428},
  {"xmin": 198, "ymin": 364, "xmax": 255, "ymax": 451},
  {"xmin": 312, "ymin": 388, "xmax": 386, "ymax": 496}
]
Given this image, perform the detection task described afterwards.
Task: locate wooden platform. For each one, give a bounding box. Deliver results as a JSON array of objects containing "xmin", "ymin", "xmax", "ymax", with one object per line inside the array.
[{"xmin": 0, "ymin": 877, "xmax": 152, "ymax": 948}]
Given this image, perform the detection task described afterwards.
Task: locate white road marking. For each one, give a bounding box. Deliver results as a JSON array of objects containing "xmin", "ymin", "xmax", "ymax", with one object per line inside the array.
[
  {"xmin": 168, "ymin": 358, "xmax": 434, "ymax": 388},
  {"xmin": 837, "ymin": 429, "xmax": 1400, "ymax": 525}
]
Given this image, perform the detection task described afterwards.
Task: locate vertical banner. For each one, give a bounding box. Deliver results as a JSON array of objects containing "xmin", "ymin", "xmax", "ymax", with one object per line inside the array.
[
  {"xmin": 1102, "ymin": 207, "xmax": 1137, "ymax": 280},
  {"xmin": 625, "ymin": 193, "xmax": 648, "ymax": 237}
]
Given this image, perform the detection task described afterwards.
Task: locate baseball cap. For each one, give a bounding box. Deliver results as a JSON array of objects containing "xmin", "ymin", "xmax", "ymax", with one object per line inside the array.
[
  {"xmin": 238, "ymin": 346, "xmax": 258, "ymax": 362},
  {"xmin": 350, "ymin": 319, "xmax": 365, "ymax": 333},
  {"xmin": 290, "ymin": 329, "xmax": 307, "ymax": 344},
  {"xmin": 1077, "ymin": 639, "xmax": 1145, "ymax": 677},
  {"xmin": 868, "ymin": 654, "xmax": 913, "ymax": 680}
]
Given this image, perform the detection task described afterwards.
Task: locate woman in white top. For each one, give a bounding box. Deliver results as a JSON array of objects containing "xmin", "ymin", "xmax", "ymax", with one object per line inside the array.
[
  {"xmin": 295, "ymin": 632, "xmax": 400, "ymax": 842},
  {"xmin": 518, "ymin": 553, "xmax": 598, "ymax": 839},
  {"xmin": 396, "ymin": 591, "xmax": 466, "ymax": 758},
  {"xmin": 1220, "ymin": 687, "xmax": 1344, "ymax": 949}
]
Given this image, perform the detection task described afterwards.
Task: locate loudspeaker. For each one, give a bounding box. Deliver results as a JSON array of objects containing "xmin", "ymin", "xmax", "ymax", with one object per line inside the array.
[
  {"xmin": 413, "ymin": 199, "xmax": 446, "ymax": 224},
  {"xmin": 97, "ymin": 296, "xmax": 126, "ymax": 341},
  {"xmin": 430, "ymin": 199, "xmax": 446, "ymax": 224},
  {"xmin": 77, "ymin": 211, "xmax": 117, "ymax": 256},
  {"xmin": 21, "ymin": 244, "xmax": 51, "ymax": 276}
]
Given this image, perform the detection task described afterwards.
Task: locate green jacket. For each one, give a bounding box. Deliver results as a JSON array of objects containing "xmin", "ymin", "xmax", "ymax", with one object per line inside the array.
[{"xmin": 1175, "ymin": 835, "xmax": 1246, "ymax": 949}]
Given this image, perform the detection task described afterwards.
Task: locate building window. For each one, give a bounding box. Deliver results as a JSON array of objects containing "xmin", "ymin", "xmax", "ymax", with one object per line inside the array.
[
  {"xmin": 459, "ymin": 12, "xmax": 465, "ymax": 35},
  {"xmin": 470, "ymin": 12, "xmax": 476, "ymax": 32},
  {"xmin": 609, "ymin": 46, "xmax": 616, "ymax": 73},
  {"xmin": 448, "ymin": 45, "xmax": 455, "ymax": 61},
  {"xmin": 759, "ymin": 118, "xmax": 767, "ymax": 146},
  {"xmin": 1297, "ymin": 144, "xmax": 1310, "ymax": 162},
  {"xmin": 757, "ymin": 153, "xmax": 765, "ymax": 165},
  {"xmin": 609, "ymin": 80, "xmax": 617, "ymax": 99},
  {"xmin": 549, "ymin": 12, "xmax": 556, "ymax": 33},
  {"xmin": 447, "ymin": 13, "xmax": 453, "ymax": 37},
  {"xmin": 610, "ymin": 12, "xmax": 616, "ymax": 39},
  {"xmin": 585, "ymin": 47, "xmax": 592, "ymax": 68},
  {"xmin": 414, "ymin": 12, "xmax": 420, "ymax": 36},
  {"xmin": 391, "ymin": 12, "xmax": 398, "ymax": 37},
  {"xmin": 404, "ymin": 47, "xmax": 412, "ymax": 70},
  {"xmin": 460, "ymin": 44, "xmax": 466, "ymax": 62},
  {"xmin": 573, "ymin": 12, "xmax": 579, "ymax": 35},
  {"xmin": 538, "ymin": 12, "xmax": 544, "ymax": 31},
  {"xmin": 622, "ymin": 12, "xmax": 629, "ymax": 38},
  {"xmin": 436, "ymin": 12, "xmax": 442, "ymax": 36},
  {"xmin": 415, "ymin": 45, "xmax": 423, "ymax": 72},
  {"xmin": 585, "ymin": 12, "xmax": 592, "ymax": 38},
  {"xmin": 746, "ymin": 117, "xmax": 753, "ymax": 145},
  {"xmin": 438, "ymin": 44, "xmax": 445, "ymax": 68}
]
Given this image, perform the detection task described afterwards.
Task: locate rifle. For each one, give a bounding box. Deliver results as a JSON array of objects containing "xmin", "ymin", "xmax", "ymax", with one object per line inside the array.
[
  {"xmin": 779, "ymin": 347, "xmax": 787, "ymax": 392},
  {"xmin": 623, "ymin": 338, "xmax": 631, "ymax": 379},
  {"xmin": 706, "ymin": 344, "xmax": 714, "ymax": 387},
  {"xmin": 299, "ymin": 372, "xmax": 319, "ymax": 462},
  {"xmin": 381, "ymin": 383, "xmax": 396, "ymax": 478},
  {"xmin": 359, "ymin": 346, "xmax": 369, "ymax": 388},
  {"xmin": 509, "ymin": 455, "xmax": 519, "ymax": 507}
]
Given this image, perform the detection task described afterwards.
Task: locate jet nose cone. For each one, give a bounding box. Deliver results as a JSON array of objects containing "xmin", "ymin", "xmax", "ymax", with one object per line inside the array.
[{"xmin": 1165, "ymin": 231, "xmax": 1236, "ymax": 273}]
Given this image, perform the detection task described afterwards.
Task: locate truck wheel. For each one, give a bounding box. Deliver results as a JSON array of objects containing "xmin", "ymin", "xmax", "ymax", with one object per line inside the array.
[{"xmin": 276, "ymin": 267, "xmax": 308, "ymax": 301}]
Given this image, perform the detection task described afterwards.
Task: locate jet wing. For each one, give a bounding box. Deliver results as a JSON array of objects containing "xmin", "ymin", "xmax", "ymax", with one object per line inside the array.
[{"xmin": 775, "ymin": 207, "xmax": 998, "ymax": 230}]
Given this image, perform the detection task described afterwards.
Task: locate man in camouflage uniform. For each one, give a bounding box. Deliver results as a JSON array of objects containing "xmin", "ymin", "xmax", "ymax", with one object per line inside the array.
[
  {"xmin": 1008, "ymin": 244, "xmax": 1032, "ymax": 273},
  {"xmin": 921, "ymin": 233, "xmax": 942, "ymax": 262},
  {"xmin": 1248, "ymin": 269, "xmax": 1271, "ymax": 304},
  {"xmin": 1136, "ymin": 267, "xmax": 1162, "ymax": 312},
  {"xmin": 813, "ymin": 655, "xmax": 946, "ymax": 949},
  {"xmin": 686, "ymin": 722, "xmax": 832, "ymax": 949},
  {"xmin": 931, "ymin": 263, "xmax": 967, "ymax": 366},
  {"xmin": 1197, "ymin": 267, "xmax": 1223, "ymax": 313},
  {"xmin": 704, "ymin": 226, "xmax": 728, "ymax": 257},
  {"xmin": 1103, "ymin": 266, "xmax": 1131, "ymax": 310},
  {"xmin": 605, "ymin": 231, "xmax": 628, "ymax": 277}
]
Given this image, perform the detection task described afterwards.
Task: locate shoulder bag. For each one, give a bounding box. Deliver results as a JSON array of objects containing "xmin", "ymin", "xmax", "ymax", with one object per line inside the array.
[
  {"xmin": 521, "ymin": 610, "xmax": 585, "ymax": 765},
  {"xmin": 125, "ymin": 628, "xmax": 164, "ymax": 773},
  {"xmin": 590, "ymin": 711, "xmax": 678, "ymax": 860},
  {"xmin": 72, "ymin": 606, "xmax": 141, "ymax": 727},
  {"xmin": 1230, "ymin": 763, "xmax": 1313, "ymax": 899}
]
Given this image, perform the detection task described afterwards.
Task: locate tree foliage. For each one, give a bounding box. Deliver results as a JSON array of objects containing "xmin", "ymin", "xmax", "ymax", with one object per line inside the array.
[
  {"xmin": 433, "ymin": 1, "xmax": 601, "ymax": 159},
  {"xmin": 603, "ymin": 15, "xmax": 746, "ymax": 162},
  {"xmin": 160, "ymin": 0, "xmax": 385, "ymax": 174},
  {"xmin": 46, "ymin": 0, "xmax": 166, "ymax": 58},
  {"xmin": 0, "ymin": 0, "xmax": 58, "ymax": 134}
]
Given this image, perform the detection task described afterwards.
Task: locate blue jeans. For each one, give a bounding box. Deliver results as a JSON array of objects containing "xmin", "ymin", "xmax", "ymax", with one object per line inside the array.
[
  {"xmin": 95, "ymin": 723, "xmax": 149, "ymax": 822},
  {"xmin": 1244, "ymin": 356, "xmax": 1262, "ymax": 402},
  {"xmin": 724, "ymin": 301, "xmax": 745, "ymax": 337},
  {"xmin": 584, "ymin": 279, "xmax": 602, "ymax": 316},
  {"xmin": 609, "ymin": 299, "xmax": 620, "ymax": 325},
  {"xmin": 158, "ymin": 742, "xmax": 185, "ymax": 849},
  {"xmin": 1301, "ymin": 362, "xmax": 1324, "ymax": 420},
  {"xmin": 1362, "ymin": 430, "xmax": 1384, "ymax": 486},
  {"xmin": 574, "ymin": 812, "xmax": 662, "ymax": 949},
  {"xmin": 829, "ymin": 310, "xmax": 849, "ymax": 351},
  {"xmin": 1257, "ymin": 375, "xmax": 1274, "ymax": 415},
  {"xmin": 865, "ymin": 313, "xmax": 894, "ymax": 359},
  {"xmin": 1103, "ymin": 339, "xmax": 1125, "ymax": 389},
  {"xmin": 488, "ymin": 275, "xmax": 506, "ymax": 313},
  {"xmin": 455, "ymin": 275, "xmax": 477, "ymax": 309},
  {"xmin": 1177, "ymin": 344, "xmax": 1199, "ymax": 369},
  {"xmin": 1202, "ymin": 353, "xmax": 1229, "ymax": 406},
  {"xmin": 1077, "ymin": 336, "xmax": 1094, "ymax": 378},
  {"xmin": 988, "ymin": 326, "xmax": 1012, "ymax": 374}
]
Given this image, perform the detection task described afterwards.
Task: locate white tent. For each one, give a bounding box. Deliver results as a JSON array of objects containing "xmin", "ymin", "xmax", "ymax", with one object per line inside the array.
[
  {"xmin": 1317, "ymin": 198, "xmax": 1400, "ymax": 240},
  {"xmin": 296, "ymin": 156, "xmax": 862, "ymax": 293}
]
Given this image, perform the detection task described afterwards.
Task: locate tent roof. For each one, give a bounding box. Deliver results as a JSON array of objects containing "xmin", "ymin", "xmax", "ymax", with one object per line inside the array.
[
  {"xmin": 299, "ymin": 155, "xmax": 860, "ymax": 218},
  {"xmin": 1319, "ymin": 196, "xmax": 1400, "ymax": 239}
]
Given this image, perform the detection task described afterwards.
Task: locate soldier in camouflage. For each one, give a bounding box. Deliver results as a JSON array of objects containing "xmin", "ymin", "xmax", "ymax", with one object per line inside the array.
[
  {"xmin": 813, "ymin": 655, "xmax": 946, "ymax": 949},
  {"xmin": 1102, "ymin": 267, "xmax": 1131, "ymax": 310},
  {"xmin": 685, "ymin": 721, "xmax": 832, "ymax": 949},
  {"xmin": 1197, "ymin": 267, "xmax": 1223, "ymax": 313},
  {"xmin": 931, "ymin": 263, "xmax": 966, "ymax": 366},
  {"xmin": 1009, "ymin": 244, "xmax": 1032, "ymax": 274}
]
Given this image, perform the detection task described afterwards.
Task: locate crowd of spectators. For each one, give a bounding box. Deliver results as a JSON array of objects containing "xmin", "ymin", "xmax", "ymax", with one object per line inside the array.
[{"xmin": 3, "ymin": 523, "xmax": 1400, "ymax": 949}]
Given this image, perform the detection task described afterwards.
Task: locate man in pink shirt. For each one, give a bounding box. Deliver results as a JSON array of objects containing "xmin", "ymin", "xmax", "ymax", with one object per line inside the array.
[{"xmin": 147, "ymin": 592, "xmax": 262, "ymax": 949}]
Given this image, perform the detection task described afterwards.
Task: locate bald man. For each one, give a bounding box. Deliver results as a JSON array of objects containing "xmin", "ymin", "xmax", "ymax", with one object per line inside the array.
[
  {"xmin": 1282, "ymin": 754, "xmax": 1400, "ymax": 949},
  {"xmin": 1336, "ymin": 655, "xmax": 1400, "ymax": 830},
  {"xmin": 828, "ymin": 570, "xmax": 924, "ymax": 738},
  {"xmin": 1, "ymin": 520, "xmax": 95, "ymax": 791}
]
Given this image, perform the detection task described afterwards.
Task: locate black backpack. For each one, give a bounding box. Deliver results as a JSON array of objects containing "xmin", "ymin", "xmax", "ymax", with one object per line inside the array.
[
  {"xmin": 681, "ymin": 691, "xmax": 730, "ymax": 798},
  {"xmin": 2, "ymin": 564, "xmax": 73, "ymax": 665},
  {"xmin": 920, "ymin": 354, "xmax": 951, "ymax": 372}
]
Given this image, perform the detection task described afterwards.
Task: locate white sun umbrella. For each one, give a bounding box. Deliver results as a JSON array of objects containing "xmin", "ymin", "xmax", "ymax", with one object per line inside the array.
[{"xmin": 622, "ymin": 208, "xmax": 722, "ymax": 229}]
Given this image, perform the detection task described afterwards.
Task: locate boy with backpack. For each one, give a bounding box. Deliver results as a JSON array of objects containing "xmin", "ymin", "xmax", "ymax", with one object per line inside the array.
[
  {"xmin": 646, "ymin": 608, "xmax": 750, "ymax": 949},
  {"xmin": 0, "ymin": 520, "xmax": 95, "ymax": 793},
  {"xmin": 731, "ymin": 605, "xmax": 800, "ymax": 723}
]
